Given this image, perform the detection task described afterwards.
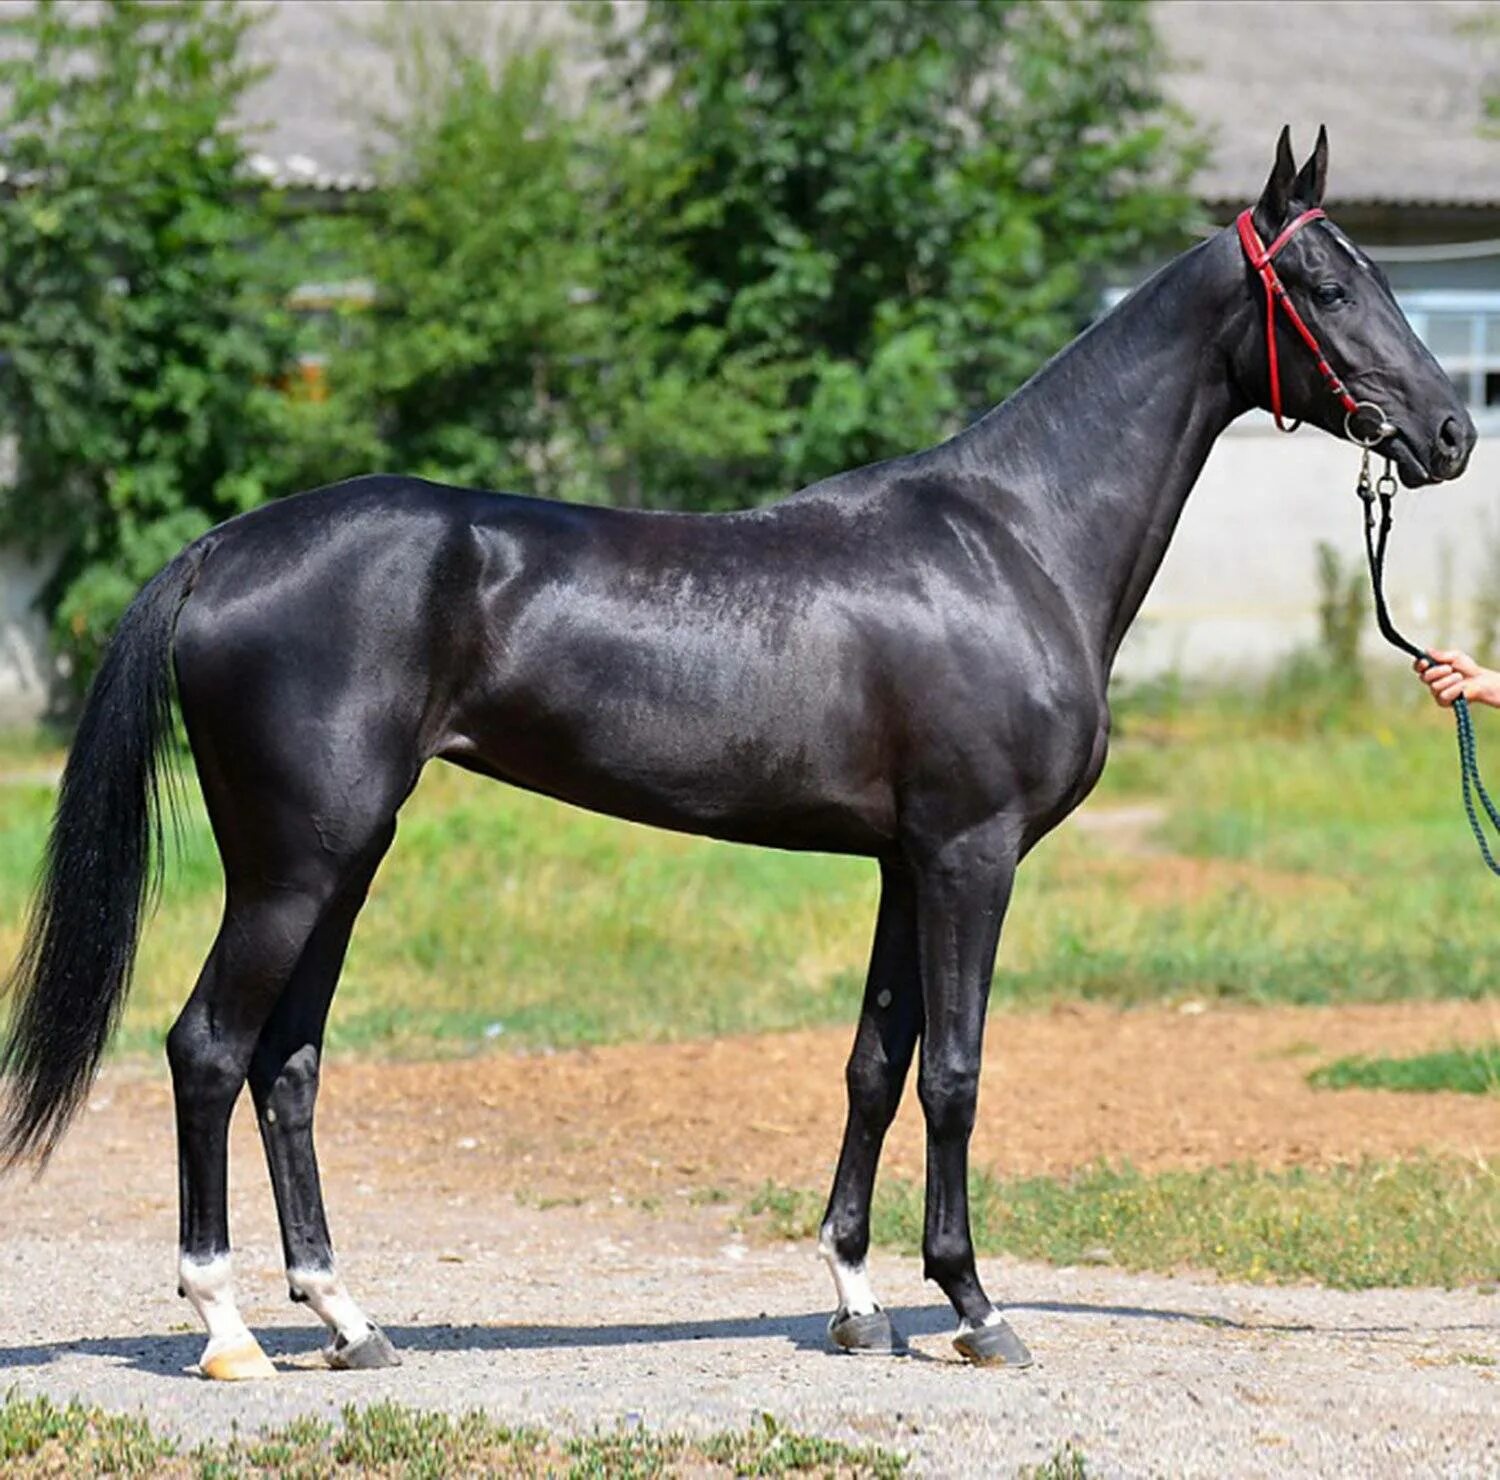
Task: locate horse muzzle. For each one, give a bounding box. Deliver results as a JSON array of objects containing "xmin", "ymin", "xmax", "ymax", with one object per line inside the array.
[{"xmin": 1387, "ymin": 411, "xmax": 1476, "ymax": 488}]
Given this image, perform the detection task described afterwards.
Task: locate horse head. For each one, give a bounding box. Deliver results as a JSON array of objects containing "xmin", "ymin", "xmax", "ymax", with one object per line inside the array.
[{"xmin": 1233, "ymin": 125, "xmax": 1475, "ymax": 487}]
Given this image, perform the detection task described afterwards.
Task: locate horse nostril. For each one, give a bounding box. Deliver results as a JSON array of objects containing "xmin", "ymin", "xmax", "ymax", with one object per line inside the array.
[{"xmin": 1433, "ymin": 414, "xmax": 1473, "ymax": 476}]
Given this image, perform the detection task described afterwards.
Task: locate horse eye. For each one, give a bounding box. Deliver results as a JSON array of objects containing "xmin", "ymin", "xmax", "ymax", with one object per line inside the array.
[{"xmin": 1314, "ymin": 282, "xmax": 1347, "ymax": 306}]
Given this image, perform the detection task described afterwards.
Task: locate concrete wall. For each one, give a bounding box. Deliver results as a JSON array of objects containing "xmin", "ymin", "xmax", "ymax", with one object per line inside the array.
[
  {"xmin": 1115, "ymin": 424, "xmax": 1500, "ymax": 681},
  {"xmin": 0, "ymin": 545, "xmax": 54, "ymax": 727}
]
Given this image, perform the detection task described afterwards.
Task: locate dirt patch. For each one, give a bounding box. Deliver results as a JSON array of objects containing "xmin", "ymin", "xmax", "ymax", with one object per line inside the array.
[
  {"xmin": 1064, "ymin": 853, "xmax": 1346, "ymax": 906},
  {"xmin": 336, "ymin": 1000, "xmax": 1500, "ymax": 1201},
  {"xmin": 43, "ymin": 1001, "xmax": 1500, "ymax": 1231},
  {"xmin": 1064, "ymin": 803, "xmax": 1342, "ymax": 904},
  {"xmin": 1068, "ymin": 801, "xmax": 1169, "ymax": 853}
]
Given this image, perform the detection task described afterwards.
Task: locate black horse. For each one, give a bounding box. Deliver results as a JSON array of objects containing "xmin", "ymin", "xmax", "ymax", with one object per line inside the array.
[{"xmin": 1, "ymin": 129, "xmax": 1474, "ymax": 1377}]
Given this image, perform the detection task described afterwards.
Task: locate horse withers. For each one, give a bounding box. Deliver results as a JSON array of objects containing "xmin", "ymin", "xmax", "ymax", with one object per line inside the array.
[{"xmin": 0, "ymin": 128, "xmax": 1474, "ymax": 1378}]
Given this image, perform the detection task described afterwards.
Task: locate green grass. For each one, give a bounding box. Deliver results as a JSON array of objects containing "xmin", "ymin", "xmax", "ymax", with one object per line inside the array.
[
  {"xmin": 1017, "ymin": 1445, "xmax": 1090, "ymax": 1480},
  {"xmin": 0, "ymin": 1394, "xmax": 905, "ymax": 1477},
  {"xmin": 0, "ymin": 1390, "xmax": 168, "ymax": 1475},
  {"xmin": 1, "ymin": 687, "xmax": 1496, "ymax": 1058},
  {"xmin": 1309, "ymin": 1044, "xmax": 1500, "ymax": 1095},
  {"xmin": 746, "ymin": 1156, "xmax": 1500, "ymax": 1289}
]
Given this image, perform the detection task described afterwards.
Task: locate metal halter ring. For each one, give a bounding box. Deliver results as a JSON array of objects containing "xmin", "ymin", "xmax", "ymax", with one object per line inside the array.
[{"xmin": 1344, "ymin": 400, "xmax": 1397, "ymax": 448}]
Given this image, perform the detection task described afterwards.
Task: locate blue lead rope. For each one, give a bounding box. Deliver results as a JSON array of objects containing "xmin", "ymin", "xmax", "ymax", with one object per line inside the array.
[
  {"xmin": 1454, "ymin": 697, "xmax": 1500, "ymax": 873},
  {"xmin": 1359, "ymin": 458, "xmax": 1500, "ymax": 875}
]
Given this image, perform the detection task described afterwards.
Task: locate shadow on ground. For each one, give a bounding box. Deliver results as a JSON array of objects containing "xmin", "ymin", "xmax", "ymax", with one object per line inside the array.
[{"xmin": 0, "ymin": 1299, "xmax": 1483, "ymax": 1379}]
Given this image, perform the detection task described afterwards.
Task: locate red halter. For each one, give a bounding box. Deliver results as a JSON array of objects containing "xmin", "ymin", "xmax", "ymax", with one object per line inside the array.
[{"xmin": 1236, "ymin": 206, "xmax": 1361, "ymax": 432}]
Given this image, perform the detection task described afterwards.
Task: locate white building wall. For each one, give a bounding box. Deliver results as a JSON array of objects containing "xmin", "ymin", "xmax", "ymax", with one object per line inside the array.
[
  {"xmin": 1116, "ymin": 425, "xmax": 1500, "ymax": 681},
  {"xmin": 0, "ymin": 545, "xmax": 54, "ymax": 727}
]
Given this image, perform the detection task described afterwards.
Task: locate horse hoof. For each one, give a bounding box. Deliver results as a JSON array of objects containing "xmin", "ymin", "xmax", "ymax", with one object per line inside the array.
[
  {"xmin": 953, "ymin": 1317, "xmax": 1033, "ymax": 1369},
  {"xmin": 199, "ymin": 1336, "xmax": 276, "ymax": 1381},
  {"xmin": 325, "ymin": 1324, "xmax": 401, "ymax": 1371},
  {"xmin": 829, "ymin": 1307, "xmax": 907, "ymax": 1356}
]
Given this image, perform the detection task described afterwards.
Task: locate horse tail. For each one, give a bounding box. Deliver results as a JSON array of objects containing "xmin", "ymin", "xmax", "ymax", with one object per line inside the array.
[{"xmin": 1, "ymin": 543, "xmax": 208, "ymax": 1169}]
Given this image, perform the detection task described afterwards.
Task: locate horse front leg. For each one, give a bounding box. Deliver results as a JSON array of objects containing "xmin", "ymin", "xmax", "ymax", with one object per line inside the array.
[
  {"xmin": 913, "ymin": 822, "xmax": 1033, "ymax": 1369},
  {"xmin": 818, "ymin": 859, "xmax": 921, "ymax": 1355}
]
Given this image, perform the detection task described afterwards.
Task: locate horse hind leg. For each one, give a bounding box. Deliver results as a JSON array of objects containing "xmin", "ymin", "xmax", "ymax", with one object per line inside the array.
[
  {"xmin": 169, "ymin": 880, "xmax": 339, "ymax": 1380},
  {"xmin": 818, "ymin": 860, "xmax": 921, "ymax": 1356},
  {"xmin": 248, "ymin": 822, "xmax": 400, "ymax": 1370},
  {"xmin": 167, "ymin": 736, "xmax": 414, "ymax": 1381}
]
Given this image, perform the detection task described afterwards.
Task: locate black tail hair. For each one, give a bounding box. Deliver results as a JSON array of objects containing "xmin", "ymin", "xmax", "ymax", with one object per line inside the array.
[{"xmin": 0, "ymin": 545, "xmax": 205, "ymax": 1168}]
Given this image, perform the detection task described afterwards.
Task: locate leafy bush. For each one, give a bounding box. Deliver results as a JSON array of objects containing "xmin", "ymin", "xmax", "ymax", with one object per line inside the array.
[
  {"xmin": 0, "ymin": 0, "xmax": 307, "ymax": 686},
  {"xmin": 340, "ymin": 0, "xmax": 1201, "ymax": 510},
  {"xmin": 581, "ymin": 0, "xmax": 1203, "ymax": 504}
]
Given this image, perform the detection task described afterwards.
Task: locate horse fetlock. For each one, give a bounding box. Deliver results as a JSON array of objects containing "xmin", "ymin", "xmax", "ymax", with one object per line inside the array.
[
  {"xmin": 818, "ymin": 1231, "xmax": 880, "ymax": 1317},
  {"xmin": 820, "ymin": 1231, "xmax": 905, "ymax": 1355},
  {"xmin": 921, "ymin": 1233, "xmax": 977, "ymax": 1291},
  {"xmin": 288, "ymin": 1264, "xmax": 373, "ymax": 1344},
  {"xmin": 178, "ymin": 1253, "xmax": 245, "ymax": 1333}
]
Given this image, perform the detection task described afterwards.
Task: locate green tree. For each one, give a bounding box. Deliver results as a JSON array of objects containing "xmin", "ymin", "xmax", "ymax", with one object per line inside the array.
[
  {"xmin": 588, "ymin": 0, "xmax": 1202, "ymax": 501},
  {"xmin": 341, "ymin": 0, "xmax": 1199, "ymax": 512},
  {"xmin": 325, "ymin": 22, "xmax": 601, "ymax": 498},
  {"xmin": 327, "ymin": 12, "xmax": 776, "ymax": 510},
  {"xmin": 0, "ymin": 0, "xmax": 302, "ymax": 683}
]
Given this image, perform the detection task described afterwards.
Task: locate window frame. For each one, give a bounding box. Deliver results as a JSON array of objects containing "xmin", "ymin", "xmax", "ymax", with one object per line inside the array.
[{"xmin": 1395, "ymin": 289, "xmax": 1500, "ymax": 434}]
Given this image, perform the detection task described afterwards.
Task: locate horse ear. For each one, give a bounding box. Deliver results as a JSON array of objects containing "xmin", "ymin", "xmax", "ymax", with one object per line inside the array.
[
  {"xmin": 1291, "ymin": 124, "xmax": 1329, "ymax": 207},
  {"xmin": 1252, "ymin": 125, "xmax": 1296, "ymax": 238}
]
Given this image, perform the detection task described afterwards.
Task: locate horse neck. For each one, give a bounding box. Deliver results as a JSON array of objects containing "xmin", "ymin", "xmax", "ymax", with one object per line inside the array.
[{"xmin": 954, "ymin": 229, "xmax": 1249, "ymax": 670}]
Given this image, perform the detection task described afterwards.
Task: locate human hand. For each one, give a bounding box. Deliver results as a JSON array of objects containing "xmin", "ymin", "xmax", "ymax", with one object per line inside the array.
[{"xmin": 1413, "ymin": 649, "xmax": 1500, "ymax": 709}]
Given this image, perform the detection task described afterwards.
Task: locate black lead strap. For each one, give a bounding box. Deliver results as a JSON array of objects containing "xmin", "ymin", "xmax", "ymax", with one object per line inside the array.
[{"xmin": 1358, "ymin": 453, "xmax": 1500, "ymax": 875}]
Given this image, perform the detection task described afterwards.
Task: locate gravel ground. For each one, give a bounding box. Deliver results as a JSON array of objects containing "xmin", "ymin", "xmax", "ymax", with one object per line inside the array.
[
  {"xmin": 3, "ymin": 1015, "xmax": 1496, "ymax": 1478},
  {"xmin": 1, "ymin": 1193, "xmax": 1496, "ymax": 1478}
]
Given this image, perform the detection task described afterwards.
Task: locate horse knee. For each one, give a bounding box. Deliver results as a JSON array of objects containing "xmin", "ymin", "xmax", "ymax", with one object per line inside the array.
[
  {"xmin": 167, "ymin": 1014, "xmax": 249, "ymax": 1115},
  {"xmin": 845, "ymin": 1044, "xmax": 902, "ymax": 1125},
  {"xmin": 249, "ymin": 1042, "xmax": 321, "ymax": 1132},
  {"xmin": 918, "ymin": 1060, "xmax": 979, "ymax": 1140}
]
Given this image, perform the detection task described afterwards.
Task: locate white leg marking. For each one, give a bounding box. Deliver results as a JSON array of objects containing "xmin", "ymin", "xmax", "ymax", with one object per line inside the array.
[
  {"xmin": 818, "ymin": 1233, "xmax": 880, "ymax": 1316},
  {"xmin": 288, "ymin": 1266, "xmax": 372, "ymax": 1344},
  {"xmin": 956, "ymin": 1308, "xmax": 1008, "ymax": 1336},
  {"xmin": 179, "ymin": 1253, "xmax": 254, "ymax": 1363}
]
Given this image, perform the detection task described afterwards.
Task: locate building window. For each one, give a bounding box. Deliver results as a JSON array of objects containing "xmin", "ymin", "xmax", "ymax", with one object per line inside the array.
[{"xmin": 1399, "ymin": 291, "xmax": 1500, "ymax": 430}]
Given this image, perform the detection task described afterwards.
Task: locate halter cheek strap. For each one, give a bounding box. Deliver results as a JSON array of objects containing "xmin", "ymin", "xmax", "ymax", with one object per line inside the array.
[{"xmin": 1236, "ymin": 207, "xmax": 1361, "ymax": 432}]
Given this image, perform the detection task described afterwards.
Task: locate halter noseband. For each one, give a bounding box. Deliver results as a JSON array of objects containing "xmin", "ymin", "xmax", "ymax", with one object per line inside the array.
[{"xmin": 1235, "ymin": 206, "xmax": 1392, "ymax": 446}]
